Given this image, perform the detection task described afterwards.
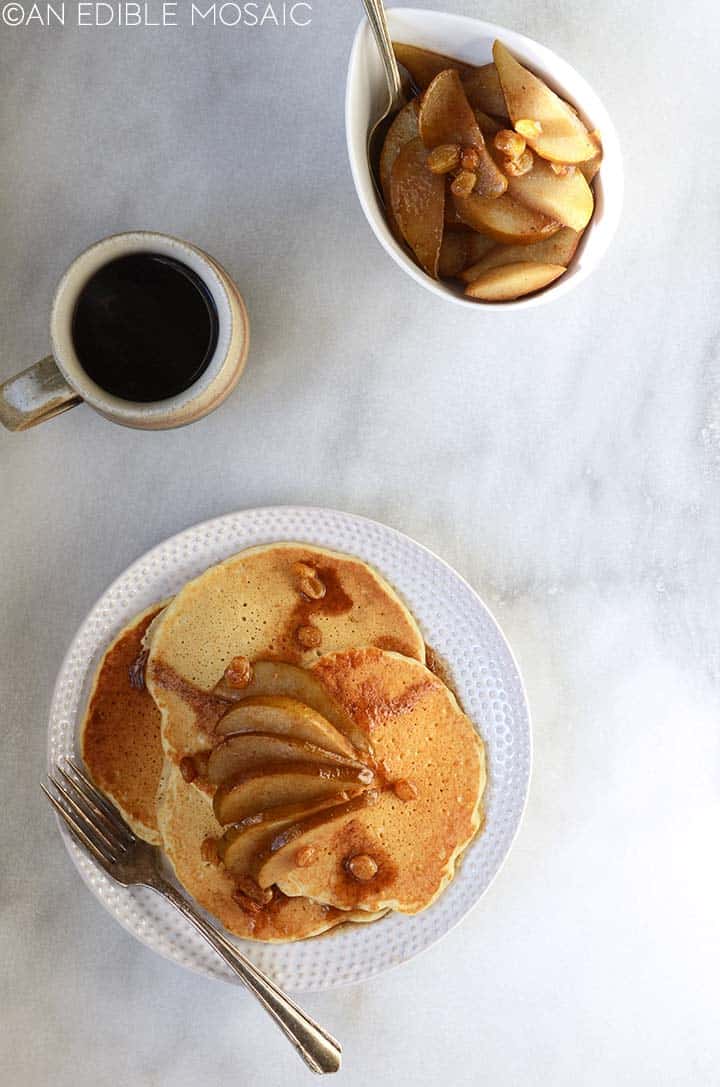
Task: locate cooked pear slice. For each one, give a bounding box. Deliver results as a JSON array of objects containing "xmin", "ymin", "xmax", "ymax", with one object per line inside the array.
[
  {"xmin": 215, "ymin": 696, "xmax": 357, "ymax": 758},
  {"xmin": 418, "ymin": 70, "xmax": 506, "ymax": 198},
  {"xmin": 438, "ymin": 231, "xmax": 470, "ymax": 277},
  {"xmin": 459, "ymin": 226, "xmax": 580, "ymax": 281},
  {"xmin": 461, "ymin": 64, "xmax": 508, "ymax": 119},
  {"xmin": 392, "ymin": 42, "xmax": 507, "ymax": 118},
  {"xmin": 390, "ymin": 137, "xmax": 445, "ymax": 277},
  {"xmin": 418, "ymin": 69, "xmax": 480, "ymax": 147},
  {"xmin": 504, "ymin": 155, "xmax": 594, "ymax": 231},
  {"xmin": 212, "ymin": 761, "xmax": 372, "ymax": 825},
  {"xmin": 579, "ymin": 158, "xmax": 600, "ymax": 185},
  {"xmin": 392, "ymin": 41, "xmax": 476, "ymax": 88},
  {"xmin": 453, "ymin": 189, "xmax": 559, "ymax": 245},
  {"xmin": 438, "ymin": 229, "xmax": 498, "ymax": 277},
  {"xmin": 217, "ymin": 796, "xmax": 351, "ymax": 870},
  {"xmin": 474, "ymin": 109, "xmax": 502, "ymax": 136},
  {"xmin": 492, "ymin": 40, "xmax": 598, "ymax": 164},
  {"xmin": 579, "ymin": 132, "xmax": 603, "ymax": 183},
  {"xmin": 207, "ymin": 733, "xmax": 364, "ymax": 786},
  {"xmin": 464, "ymin": 261, "xmax": 565, "ymax": 301},
  {"xmin": 256, "ymin": 790, "xmax": 380, "ymax": 890},
  {"xmin": 379, "ymin": 99, "xmax": 420, "ymax": 239},
  {"xmin": 444, "ymin": 193, "xmax": 466, "ymax": 226},
  {"xmin": 466, "ymin": 231, "xmax": 498, "ymax": 264},
  {"xmin": 215, "ymin": 660, "xmax": 363, "ymax": 748}
]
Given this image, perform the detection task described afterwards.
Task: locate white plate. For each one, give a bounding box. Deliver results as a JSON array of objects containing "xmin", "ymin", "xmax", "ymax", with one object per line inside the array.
[
  {"xmin": 48, "ymin": 507, "xmax": 531, "ymax": 992},
  {"xmin": 346, "ymin": 6, "xmax": 624, "ymax": 310}
]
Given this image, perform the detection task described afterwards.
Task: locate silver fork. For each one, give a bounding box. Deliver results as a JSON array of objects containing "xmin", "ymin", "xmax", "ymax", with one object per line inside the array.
[{"xmin": 42, "ymin": 759, "xmax": 341, "ymax": 1075}]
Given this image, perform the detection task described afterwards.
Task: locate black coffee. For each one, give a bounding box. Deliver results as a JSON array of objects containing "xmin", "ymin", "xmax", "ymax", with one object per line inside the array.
[{"xmin": 71, "ymin": 253, "xmax": 219, "ymax": 402}]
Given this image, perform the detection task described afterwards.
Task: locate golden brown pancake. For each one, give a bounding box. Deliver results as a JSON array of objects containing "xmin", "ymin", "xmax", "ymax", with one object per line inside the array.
[
  {"xmin": 254, "ymin": 648, "xmax": 486, "ymax": 914},
  {"xmin": 81, "ymin": 602, "xmax": 167, "ymax": 844},
  {"xmin": 145, "ymin": 543, "xmax": 426, "ymax": 765},
  {"xmin": 79, "ymin": 549, "xmax": 480, "ymax": 937},
  {"xmin": 79, "ymin": 601, "xmax": 387, "ymax": 941},
  {"xmin": 156, "ymin": 763, "xmax": 385, "ymax": 941}
]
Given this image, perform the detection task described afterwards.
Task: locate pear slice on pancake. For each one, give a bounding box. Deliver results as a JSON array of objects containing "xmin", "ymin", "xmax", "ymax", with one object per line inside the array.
[
  {"xmin": 214, "ymin": 696, "xmax": 357, "ymax": 758},
  {"xmin": 212, "ymin": 760, "xmax": 372, "ymax": 825},
  {"xmin": 81, "ymin": 601, "xmax": 168, "ymax": 845},
  {"xmin": 145, "ymin": 543, "xmax": 426, "ymax": 763},
  {"xmin": 214, "ymin": 661, "xmax": 361, "ymax": 746},
  {"xmin": 254, "ymin": 648, "xmax": 486, "ymax": 914},
  {"xmin": 157, "ymin": 762, "xmax": 383, "ymax": 941},
  {"xmin": 217, "ymin": 794, "xmax": 367, "ymax": 876},
  {"xmin": 207, "ymin": 733, "xmax": 369, "ymax": 786}
]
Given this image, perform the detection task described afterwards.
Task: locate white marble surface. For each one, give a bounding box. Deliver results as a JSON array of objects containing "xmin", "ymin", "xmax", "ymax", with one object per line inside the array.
[{"xmin": 1, "ymin": 1, "xmax": 719, "ymax": 1083}]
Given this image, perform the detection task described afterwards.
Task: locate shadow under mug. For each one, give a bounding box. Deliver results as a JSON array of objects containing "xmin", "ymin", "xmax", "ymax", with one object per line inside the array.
[{"xmin": 0, "ymin": 231, "xmax": 250, "ymax": 431}]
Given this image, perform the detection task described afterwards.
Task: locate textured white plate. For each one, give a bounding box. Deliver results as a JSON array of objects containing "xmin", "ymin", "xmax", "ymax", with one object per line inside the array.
[{"xmin": 48, "ymin": 507, "xmax": 531, "ymax": 992}]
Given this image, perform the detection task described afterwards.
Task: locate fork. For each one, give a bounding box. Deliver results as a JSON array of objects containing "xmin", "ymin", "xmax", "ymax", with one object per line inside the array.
[
  {"xmin": 42, "ymin": 759, "xmax": 342, "ymax": 1075},
  {"xmin": 361, "ymin": 0, "xmax": 416, "ymax": 199}
]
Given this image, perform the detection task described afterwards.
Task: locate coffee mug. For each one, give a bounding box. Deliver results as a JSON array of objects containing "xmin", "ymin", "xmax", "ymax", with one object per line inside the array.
[{"xmin": 0, "ymin": 231, "xmax": 250, "ymax": 431}]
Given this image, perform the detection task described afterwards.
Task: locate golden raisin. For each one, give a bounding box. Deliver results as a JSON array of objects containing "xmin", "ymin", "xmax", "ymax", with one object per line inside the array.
[
  {"xmin": 427, "ymin": 143, "xmax": 461, "ymax": 174},
  {"xmin": 224, "ymin": 655, "xmax": 253, "ymax": 689},
  {"xmin": 296, "ymin": 845, "xmax": 318, "ymax": 868},
  {"xmin": 393, "ymin": 778, "xmax": 418, "ymax": 802},
  {"xmin": 460, "ymin": 146, "xmax": 480, "ymax": 171},
  {"xmin": 504, "ymin": 149, "xmax": 534, "ymax": 177},
  {"xmin": 292, "ymin": 561, "xmax": 326, "ymax": 600},
  {"xmin": 232, "ymin": 888, "xmax": 263, "ymax": 914},
  {"xmin": 346, "ymin": 854, "xmax": 378, "ymax": 881},
  {"xmin": 494, "ymin": 129, "xmax": 526, "ymax": 159},
  {"xmin": 296, "ymin": 624, "xmax": 322, "ymax": 649},
  {"xmin": 201, "ymin": 836, "xmax": 220, "ymax": 865},
  {"xmin": 234, "ymin": 876, "xmax": 273, "ymax": 906},
  {"xmin": 300, "ymin": 574, "xmax": 326, "ymax": 600},
  {"xmin": 179, "ymin": 756, "xmax": 197, "ymax": 783},
  {"xmin": 515, "ymin": 118, "xmax": 542, "ymax": 139},
  {"xmin": 376, "ymin": 758, "xmax": 393, "ymax": 780},
  {"xmin": 450, "ymin": 170, "xmax": 477, "ymax": 197}
]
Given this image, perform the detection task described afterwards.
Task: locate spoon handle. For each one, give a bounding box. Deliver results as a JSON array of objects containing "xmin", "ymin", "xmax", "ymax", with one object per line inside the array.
[{"xmin": 361, "ymin": 0, "xmax": 404, "ymax": 107}]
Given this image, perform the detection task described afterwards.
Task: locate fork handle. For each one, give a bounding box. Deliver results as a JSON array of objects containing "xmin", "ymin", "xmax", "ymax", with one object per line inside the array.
[
  {"xmin": 151, "ymin": 879, "xmax": 341, "ymax": 1075},
  {"xmin": 361, "ymin": 0, "xmax": 404, "ymax": 106}
]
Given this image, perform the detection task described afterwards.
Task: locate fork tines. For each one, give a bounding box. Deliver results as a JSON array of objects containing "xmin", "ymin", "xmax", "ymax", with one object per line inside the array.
[{"xmin": 42, "ymin": 758, "xmax": 134, "ymax": 867}]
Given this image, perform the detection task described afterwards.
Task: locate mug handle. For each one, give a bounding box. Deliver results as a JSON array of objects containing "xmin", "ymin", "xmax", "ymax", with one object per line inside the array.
[{"xmin": 0, "ymin": 356, "xmax": 82, "ymax": 431}]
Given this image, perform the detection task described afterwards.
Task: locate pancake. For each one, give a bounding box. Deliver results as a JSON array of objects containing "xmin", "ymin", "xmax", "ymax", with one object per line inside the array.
[
  {"xmin": 80, "ymin": 602, "xmax": 167, "ymax": 844},
  {"xmin": 156, "ymin": 763, "xmax": 385, "ymax": 941},
  {"xmin": 145, "ymin": 543, "xmax": 426, "ymax": 765},
  {"xmin": 254, "ymin": 648, "xmax": 486, "ymax": 914}
]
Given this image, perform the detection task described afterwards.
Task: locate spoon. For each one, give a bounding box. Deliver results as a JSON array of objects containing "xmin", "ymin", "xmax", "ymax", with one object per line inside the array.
[{"xmin": 360, "ymin": 0, "xmax": 416, "ymax": 199}]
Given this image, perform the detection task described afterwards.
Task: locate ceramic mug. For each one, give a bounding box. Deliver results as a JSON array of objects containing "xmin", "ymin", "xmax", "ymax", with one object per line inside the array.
[{"xmin": 0, "ymin": 231, "xmax": 250, "ymax": 431}]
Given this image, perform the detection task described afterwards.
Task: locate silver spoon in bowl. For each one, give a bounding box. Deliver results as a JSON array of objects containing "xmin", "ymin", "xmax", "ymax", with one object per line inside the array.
[{"xmin": 360, "ymin": 0, "xmax": 417, "ymax": 200}]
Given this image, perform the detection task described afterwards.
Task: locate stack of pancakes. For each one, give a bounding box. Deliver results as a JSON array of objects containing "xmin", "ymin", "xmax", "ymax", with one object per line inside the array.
[{"xmin": 82, "ymin": 543, "xmax": 486, "ymax": 942}]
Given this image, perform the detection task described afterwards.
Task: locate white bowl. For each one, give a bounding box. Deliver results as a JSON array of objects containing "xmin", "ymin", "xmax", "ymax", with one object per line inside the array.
[{"xmin": 346, "ymin": 6, "xmax": 623, "ymax": 310}]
